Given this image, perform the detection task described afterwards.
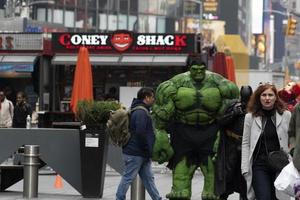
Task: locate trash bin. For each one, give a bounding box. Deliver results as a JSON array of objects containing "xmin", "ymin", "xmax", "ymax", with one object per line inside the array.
[{"xmin": 79, "ymin": 124, "xmax": 108, "ymax": 198}]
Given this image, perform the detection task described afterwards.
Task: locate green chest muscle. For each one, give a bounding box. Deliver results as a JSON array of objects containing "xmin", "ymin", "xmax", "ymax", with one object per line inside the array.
[{"xmin": 175, "ymin": 87, "xmax": 222, "ymax": 112}]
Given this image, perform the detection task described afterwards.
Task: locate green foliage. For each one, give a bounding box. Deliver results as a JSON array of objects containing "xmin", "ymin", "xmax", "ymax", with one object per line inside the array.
[{"xmin": 76, "ymin": 100, "xmax": 121, "ymax": 125}]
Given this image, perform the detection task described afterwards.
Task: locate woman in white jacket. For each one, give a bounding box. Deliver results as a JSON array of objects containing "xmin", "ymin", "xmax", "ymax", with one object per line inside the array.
[
  {"xmin": 0, "ymin": 90, "xmax": 14, "ymax": 128},
  {"xmin": 241, "ymin": 83, "xmax": 291, "ymax": 200}
]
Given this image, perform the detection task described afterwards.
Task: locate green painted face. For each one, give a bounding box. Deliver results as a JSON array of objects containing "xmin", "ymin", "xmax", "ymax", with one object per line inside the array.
[{"xmin": 190, "ymin": 64, "xmax": 206, "ymax": 82}]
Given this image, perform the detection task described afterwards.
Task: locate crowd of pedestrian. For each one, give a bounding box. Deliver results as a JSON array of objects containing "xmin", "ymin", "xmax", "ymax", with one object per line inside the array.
[
  {"xmin": 2, "ymin": 73, "xmax": 300, "ymax": 200},
  {"xmin": 115, "ymin": 81, "xmax": 300, "ymax": 200}
]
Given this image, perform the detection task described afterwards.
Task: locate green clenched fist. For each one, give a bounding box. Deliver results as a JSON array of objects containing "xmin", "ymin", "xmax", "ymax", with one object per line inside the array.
[{"xmin": 152, "ymin": 129, "xmax": 174, "ymax": 164}]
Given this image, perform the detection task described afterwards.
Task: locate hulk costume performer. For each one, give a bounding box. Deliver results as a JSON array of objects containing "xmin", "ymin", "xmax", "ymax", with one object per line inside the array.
[{"xmin": 152, "ymin": 56, "xmax": 239, "ymax": 200}]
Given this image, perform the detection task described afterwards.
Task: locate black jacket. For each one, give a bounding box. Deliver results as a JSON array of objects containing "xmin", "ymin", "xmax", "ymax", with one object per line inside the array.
[
  {"xmin": 123, "ymin": 99, "xmax": 155, "ymax": 158},
  {"xmin": 12, "ymin": 102, "xmax": 32, "ymax": 128}
]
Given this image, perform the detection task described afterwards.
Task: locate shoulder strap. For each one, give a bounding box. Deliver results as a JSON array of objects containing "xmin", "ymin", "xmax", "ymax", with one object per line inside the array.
[{"xmin": 130, "ymin": 106, "xmax": 150, "ymax": 116}]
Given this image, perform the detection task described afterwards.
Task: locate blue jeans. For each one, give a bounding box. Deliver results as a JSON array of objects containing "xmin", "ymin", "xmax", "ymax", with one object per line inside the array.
[
  {"xmin": 252, "ymin": 160, "xmax": 278, "ymax": 200},
  {"xmin": 116, "ymin": 154, "xmax": 161, "ymax": 200}
]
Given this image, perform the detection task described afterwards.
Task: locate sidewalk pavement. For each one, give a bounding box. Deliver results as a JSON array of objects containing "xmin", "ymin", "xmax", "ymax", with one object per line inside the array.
[{"xmin": 0, "ymin": 166, "xmax": 239, "ymax": 200}]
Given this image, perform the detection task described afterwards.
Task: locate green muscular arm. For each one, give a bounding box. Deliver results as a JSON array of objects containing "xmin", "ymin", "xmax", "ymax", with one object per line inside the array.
[
  {"xmin": 152, "ymin": 80, "xmax": 175, "ymax": 163},
  {"xmin": 213, "ymin": 73, "xmax": 239, "ymax": 116}
]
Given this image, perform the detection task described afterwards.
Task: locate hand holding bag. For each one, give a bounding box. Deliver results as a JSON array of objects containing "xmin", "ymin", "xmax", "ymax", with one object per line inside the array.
[{"xmin": 274, "ymin": 161, "xmax": 300, "ymax": 197}]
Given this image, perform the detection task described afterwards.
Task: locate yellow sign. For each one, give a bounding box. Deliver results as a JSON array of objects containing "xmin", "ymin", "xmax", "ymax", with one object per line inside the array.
[{"xmin": 203, "ymin": 0, "xmax": 218, "ymax": 13}]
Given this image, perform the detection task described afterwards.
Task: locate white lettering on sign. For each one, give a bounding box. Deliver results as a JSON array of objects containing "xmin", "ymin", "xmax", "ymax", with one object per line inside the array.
[
  {"xmin": 137, "ymin": 35, "xmax": 175, "ymax": 46},
  {"xmin": 70, "ymin": 35, "xmax": 108, "ymax": 45}
]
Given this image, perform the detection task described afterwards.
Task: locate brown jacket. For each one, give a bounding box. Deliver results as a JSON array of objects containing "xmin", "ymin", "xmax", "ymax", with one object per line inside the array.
[{"xmin": 288, "ymin": 103, "xmax": 300, "ymax": 171}]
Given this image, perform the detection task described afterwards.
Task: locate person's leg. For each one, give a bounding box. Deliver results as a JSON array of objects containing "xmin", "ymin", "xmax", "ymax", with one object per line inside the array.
[
  {"xmin": 139, "ymin": 158, "xmax": 161, "ymax": 200},
  {"xmin": 116, "ymin": 154, "xmax": 143, "ymax": 200},
  {"xmin": 224, "ymin": 138, "xmax": 238, "ymax": 196},
  {"xmin": 237, "ymin": 149, "xmax": 248, "ymax": 200},
  {"xmin": 252, "ymin": 162, "xmax": 276, "ymax": 200}
]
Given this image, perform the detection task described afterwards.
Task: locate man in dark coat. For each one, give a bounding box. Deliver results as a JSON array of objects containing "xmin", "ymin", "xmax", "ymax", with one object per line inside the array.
[
  {"xmin": 12, "ymin": 91, "xmax": 32, "ymax": 128},
  {"xmin": 116, "ymin": 87, "xmax": 162, "ymax": 200},
  {"xmin": 215, "ymin": 85, "xmax": 253, "ymax": 200}
]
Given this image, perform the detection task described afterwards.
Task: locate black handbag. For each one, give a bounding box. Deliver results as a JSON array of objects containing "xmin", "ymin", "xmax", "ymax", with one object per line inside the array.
[
  {"xmin": 267, "ymin": 150, "xmax": 290, "ymax": 172},
  {"xmin": 261, "ymin": 116, "xmax": 290, "ymax": 172}
]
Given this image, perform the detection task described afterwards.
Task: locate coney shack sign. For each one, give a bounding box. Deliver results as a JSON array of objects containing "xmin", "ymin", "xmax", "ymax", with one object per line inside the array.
[{"xmin": 52, "ymin": 31, "xmax": 196, "ymax": 53}]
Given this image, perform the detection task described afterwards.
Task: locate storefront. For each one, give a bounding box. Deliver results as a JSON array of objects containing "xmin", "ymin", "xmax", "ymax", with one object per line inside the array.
[
  {"xmin": 0, "ymin": 33, "xmax": 45, "ymax": 107},
  {"xmin": 51, "ymin": 31, "xmax": 201, "ymax": 111}
]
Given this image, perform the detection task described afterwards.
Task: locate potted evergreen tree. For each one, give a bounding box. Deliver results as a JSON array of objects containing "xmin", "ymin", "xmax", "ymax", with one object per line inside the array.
[{"xmin": 76, "ymin": 100, "xmax": 120, "ymax": 198}]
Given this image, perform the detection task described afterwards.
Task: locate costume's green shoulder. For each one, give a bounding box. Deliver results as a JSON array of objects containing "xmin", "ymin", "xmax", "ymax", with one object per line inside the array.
[
  {"xmin": 169, "ymin": 72, "xmax": 193, "ymax": 88},
  {"xmin": 205, "ymin": 70, "xmax": 225, "ymax": 81},
  {"xmin": 155, "ymin": 79, "xmax": 177, "ymax": 101},
  {"xmin": 206, "ymin": 70, "xmax": 239, "ymax": 99}
]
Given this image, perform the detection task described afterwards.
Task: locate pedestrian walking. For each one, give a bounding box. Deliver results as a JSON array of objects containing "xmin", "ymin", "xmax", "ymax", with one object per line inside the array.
[
  {"xmin": 288, "ymin": 101, "xmax": 300, "ymax": 166},
  {"xmin": 116, "ymin": 87, "xmax": 162, "ymax": 200},
  {"xmin": 287, "ymin": 102, "xmax": 300, "ymax": 199},
  {"xmin": 216, "ymin": 85, "xmax": 253, "ymax": 200},
  {"xmin": 241, "ymin": 83, "xmax": 291, "ymax": 200},
  {"xmin": 0, "ymin": 89, "xmax": 14, "ymax": 128},
  {"xmin": 12, "ymin": 91, "xmax": 32, "ymax": 128}
]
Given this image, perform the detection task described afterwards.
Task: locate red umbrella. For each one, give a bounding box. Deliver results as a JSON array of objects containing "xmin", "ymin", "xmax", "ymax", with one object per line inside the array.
[
  {"xmin": 225, "ymin": 56, "xmax": 236, "ymax": 83},
  {"xmin": 70, "ymin": 47, "xmax": 94, "ymax": 114}
]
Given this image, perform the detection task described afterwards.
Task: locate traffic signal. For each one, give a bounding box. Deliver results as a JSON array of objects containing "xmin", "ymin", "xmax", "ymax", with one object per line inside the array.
[
  {"xmin": 256, "ymin": 34, "xmax": 266, "ymax": 58},
  {"xmin": 286, "ymin": 16, "xmax": 297, "ymax": 36}
]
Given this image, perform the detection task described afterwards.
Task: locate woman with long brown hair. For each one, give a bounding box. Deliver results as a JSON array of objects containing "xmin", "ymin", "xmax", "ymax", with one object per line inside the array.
[{"xmin": 241, "ymin": 83, "xmax": 291, "ymax": 200}]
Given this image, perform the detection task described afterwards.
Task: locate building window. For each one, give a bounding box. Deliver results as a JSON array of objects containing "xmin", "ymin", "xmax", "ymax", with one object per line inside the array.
[
  {"xmin": 157, "ymin": 17, "xmax": 166, "ymax": 33},
  {"xmin": 99, "ymin": 13, "xmax": 107, "ymax": 30},
  {"xmin": 139, "ymin": 0, "xmax": 149, "ymax": 13},
  {"xmin": 158, "ymin": 0, "xmax": 167, "ymax": 15},
  {"xmin": 184, "ymin": 1, "xmax": 201, "ymax": 17},
  {"xmin": 76, "ymin": 8, "xmax": 85, "ymax": 28},
  {"xmin": 47, "ymin": 8, "xmax": 53, "ymax": 22},
  {"xmin": 149, "ymin": 0, "xmax": 158, "ymax": 14},
  {"xmin": 148, "ymin": 15, "xmax": 157, "ymax": 32},
  {"xmin": 120, "ymin": 0, "xmax": 129, "ymax": 14},
  {"xmin": 118, "ymin": 14, "xmax": 128, "ymax": 29},
  {"xmin": 53, "ymin": 9, "xmax": 63, "ymax": 24},
  {"xmin": 65, "ymin": 10, "xmax": 74, "ymax": 27},
  {"xmin": 65, "ymin": 0, "xmax": 75, "ymax": 5},
  {"xmin": 128, "ymin": 15, "xmax": 137, "ymax": 30},
  {"xmin": 99, "ymin": 0, "xmax": 109, "ymax": 11},
  {"xmin": 87, "ymin": 0, "xmax": 97, "ymax": 8},
  {"xmin": 108, "ymin": 14, "xmax": 117, "ymax": 30},
  {"xmin": 109, "ymin": 0, "xmax": 119, "ymax": 12},
  {"xmin": 37, "ymin": 8, "xmax": 46, "ymax": 22},
  {"xmin": 87, "ymin": 9, "xmax": 97, "ymax": 29},
  {"xmin": 139, "ymin": 15, "xmax": 148, "ymax": 32},
  {"xmin": 166, "ymin": 0, "xmax": 179, "ymax": 17},
  {"xmin": 77, "ymin": 0, "xmax": 86, "ymax": 8},
  {"xmin": 130, "ymin": 0, "xmax": 138, "ymax": 13}
]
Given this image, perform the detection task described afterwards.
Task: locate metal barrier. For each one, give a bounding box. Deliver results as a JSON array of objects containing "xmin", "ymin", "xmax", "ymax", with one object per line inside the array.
[
  {"xmin": 23, "ymin": 145, "xmax": 40, "ymax": 198},
  {"xmin": 131, "ymin": 176, "xmax": 145, "ymax": 200}
]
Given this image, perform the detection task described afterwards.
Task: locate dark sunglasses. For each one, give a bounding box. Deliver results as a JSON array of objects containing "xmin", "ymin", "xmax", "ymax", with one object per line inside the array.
[{"xmin": 258, "ymin": 82, "xmax": 275, "ymax": 86}]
